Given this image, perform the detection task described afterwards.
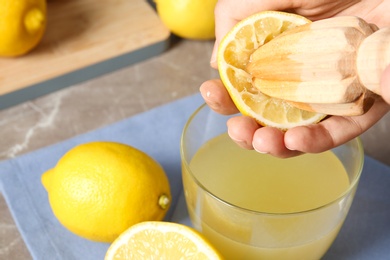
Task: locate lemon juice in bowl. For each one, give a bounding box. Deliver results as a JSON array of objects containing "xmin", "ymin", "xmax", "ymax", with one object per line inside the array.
[{"xmin": 180, "ymin": 104, "xmax": 363, "ymax": 260}]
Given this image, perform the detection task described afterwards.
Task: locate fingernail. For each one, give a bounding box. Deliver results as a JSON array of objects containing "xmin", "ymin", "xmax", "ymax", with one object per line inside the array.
[
  {"xmin": 228, "ymin": 131, "xmax": 251, "ymax": 149},
  {"xmin": 199, "ymin": 87, "xmax": 209, "ymax": 100},
  {"xmin": 285, "ymin": 145, "xmax": 296, "ymax": 151},
  {"xmin": 253, "ymin": 147, "xmax": 269, "ymax": 154},
  {"xmin": 199, "ymin": 84, "xmax": 210, "ymax": 97},
  {"xmin": 200, "ymin": 86, "xmax": 221, "ymax": 110},
  {"xmin": 210, "ymin": 58, "xmax": 217, "ymax": 68},
  {"xmin": 284, "ymin": 142, "xmax": 296, "ymax": 151},
  {"xmin": 210, "ymin": 50, "xmax": 217, "ymax": 65},
  {"xmin": 252, "ymin": 141, "xmax": 269, "ymax": 154}
]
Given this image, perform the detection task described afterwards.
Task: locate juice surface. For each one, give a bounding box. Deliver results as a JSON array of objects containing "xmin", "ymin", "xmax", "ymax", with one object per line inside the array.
[{"xmin": 189, "ymin": 133, "xmax": 349, "ymax": 213}]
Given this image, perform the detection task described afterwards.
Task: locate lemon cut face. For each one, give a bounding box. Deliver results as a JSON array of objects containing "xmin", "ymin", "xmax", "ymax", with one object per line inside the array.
[
  {"xmin": 218, "ymin": 11, "xmax": 326, "ymax": 130},
  {"xmin": 105, "ymin": 221, "xmax": 223, "ymax": 260}
]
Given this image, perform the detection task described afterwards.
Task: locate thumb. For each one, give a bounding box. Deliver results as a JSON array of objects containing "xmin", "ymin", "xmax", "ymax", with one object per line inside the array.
[{"xmin": 381, "ymin": 64, "xmax": 390, "ymax": 104}]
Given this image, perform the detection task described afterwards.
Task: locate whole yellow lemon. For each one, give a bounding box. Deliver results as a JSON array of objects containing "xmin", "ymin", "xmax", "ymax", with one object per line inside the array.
[
  {"xmin": 0, "ymin": 0, "xmax": 46, "ymax": 57},
  {"xmin": 155, "ymin": 0, "xmax": 217, "ymax": 40},
  {"xmin": 41, "ymin": 141, "xmax": 171, "ymax": 243}
]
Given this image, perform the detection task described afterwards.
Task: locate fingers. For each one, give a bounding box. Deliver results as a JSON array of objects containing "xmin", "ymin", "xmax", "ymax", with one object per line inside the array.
[
  {"xmin": 206, "ymin": 0, "xmax": 390, "ymax": 159},
  {"xmin": 285, "ymin": 99, "xmax": 390, "ymax": 153},
  {"xmin": 200, "ymin": 77, "xmax": 389, "ymax": 158},
  {"xmin": 227, "ymin": 116, "xmax": 257, "ymax": 149},
  {"xmin": 226, "ymin": 116, "xmax": 303, "ymax": 158},
  {"xmin": 200, "ymin": 79, "xmax": 239, "ymax": 115},
  {"xmin": 381, "ymin": 64, "xmax": 390, "ymax": 104},
  {"xmin": 226, "ymin": 116, "xmax": 303, "ymax": 157},
  {"xmin": 223, "ymin": 99, "xmax": 389, "ymax": 158},
  {"xmin": 252, "ymin": 127, "xmax": 303, "ymax": 158}
]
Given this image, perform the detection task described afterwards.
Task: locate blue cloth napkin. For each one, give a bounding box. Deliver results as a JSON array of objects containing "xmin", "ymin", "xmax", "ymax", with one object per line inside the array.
[{"xmin": 0, "ymin": 93, "xmax": 390, "ymax": 260}]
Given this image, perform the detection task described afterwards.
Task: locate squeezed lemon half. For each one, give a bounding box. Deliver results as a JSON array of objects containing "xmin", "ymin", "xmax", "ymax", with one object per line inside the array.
[{"xmin": 218, "ymin": 11, "xmax": 326, "ymax": 130}]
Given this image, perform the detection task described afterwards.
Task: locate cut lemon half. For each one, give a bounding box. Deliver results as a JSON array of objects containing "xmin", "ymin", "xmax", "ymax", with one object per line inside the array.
[
  {"xmin": 218, "ymin": 11, "xmax": 326, "ymax": 130},
  {"xmin": 104, "ymin": 221, "xmax": 222, "ymax": 260}
]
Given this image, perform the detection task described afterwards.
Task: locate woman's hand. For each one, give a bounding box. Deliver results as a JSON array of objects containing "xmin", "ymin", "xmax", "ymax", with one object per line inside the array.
[{"xmin": 201, "ymin": 0, "xmax": 390, "ymax": 158}]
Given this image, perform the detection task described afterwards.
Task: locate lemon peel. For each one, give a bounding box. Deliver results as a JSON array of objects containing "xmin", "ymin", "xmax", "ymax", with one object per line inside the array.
[
  {"xmin": 42, "ymin": 141, "xmax": 171, "ymax": 243},
  {"xmin": 0, "ymin": 0, "xmax": 46, "ymax": 57}
]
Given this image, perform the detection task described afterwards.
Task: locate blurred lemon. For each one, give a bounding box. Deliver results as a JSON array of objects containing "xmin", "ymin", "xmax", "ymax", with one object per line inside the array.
[
  {"xmin": 105, "ymin": 221, "xmax": 222, "ymax": 259},
  {"xmin": 155, "ymin": 0, "xmax": 217, "ymax": 40},
  {"xmin": 42, "ymin": 141, "xmax": 171, "ymax": 243},
  {"xmin": 218, "ymin": 11, "xmax": 325, "ymax": 130},
  {"xmin": 0, "ymin": 0, "xmax": 46, "ymax": 57}
]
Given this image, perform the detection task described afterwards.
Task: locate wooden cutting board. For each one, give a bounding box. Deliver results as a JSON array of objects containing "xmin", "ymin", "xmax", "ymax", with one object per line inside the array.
[{"xmin": 0, "ymin": 0, "xmax": 170, "ymax": 108}]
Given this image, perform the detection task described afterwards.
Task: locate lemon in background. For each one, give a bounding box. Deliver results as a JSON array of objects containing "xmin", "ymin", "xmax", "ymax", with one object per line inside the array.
[
  {"xmin": 0, "ymin": 0, "xmax": 46, "ymax": 57},
  {"xmin": 155, "ymin": 0, "xmax": 217, "ymax": 40},
  {"xmin": 42, "ymin": 141, "xmax": 171, "ymax": 243}
]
